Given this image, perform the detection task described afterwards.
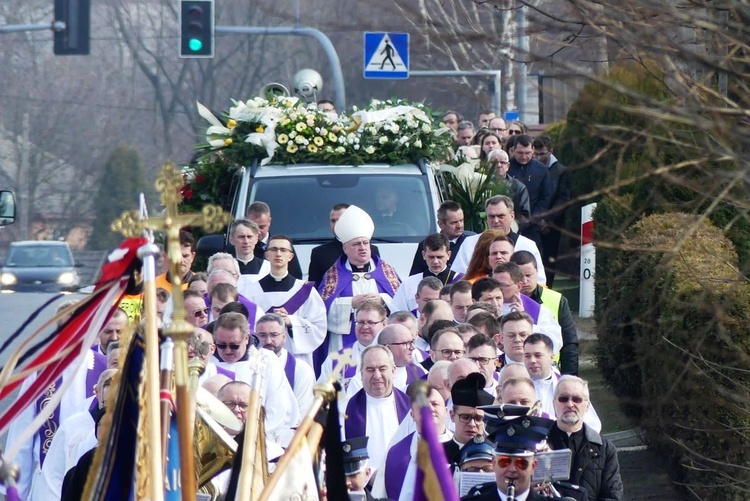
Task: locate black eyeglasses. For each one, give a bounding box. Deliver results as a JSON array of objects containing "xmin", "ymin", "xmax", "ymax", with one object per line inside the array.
[
  {"xmin": 557, "ymin": 395, "xmax": 585, "ymax": 404},
  {"xmin": 355, "ymin": 320, "xmax": 384, "ymax": 327},
  {"xmin": 456, "ymin": 413, "xmax": 483, "ymax": 424},
  {"xmin": 439, "ymin": 349, "xmax": 465, "ymax": 358},
  {"xmin": 508, "ymin": 130, "xmax": 522, "ymax": 135},
  {"xmin": 215, "ymin": 343, "xmax": 242, "ymax": 350},
  {"xmin": 191, "ymin": 307, "xmax": 209, "ymax": 318},
  {"xmin": 497, "ymin": 456, "xmax": 530, "ymax": 470},
  {"xmin": 256, "ymin": 332, "xmax": 283, "ymax": 339},
  {"xmin": 387, "ymin": 340, "xmax": 415, "ymax": 348},
  {"xmin": 469, "ymin": 356, "xmax": 493, "ymax": 366},
  {"xmin": 222, "ymin": 401, "xmax": 249, "ymax": 410}
]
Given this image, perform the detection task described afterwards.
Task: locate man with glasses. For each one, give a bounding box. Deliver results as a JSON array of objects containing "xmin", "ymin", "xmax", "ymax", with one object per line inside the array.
[
  {"xmin": 317, "ymin": 301, "xmax": 386, "ymax": 387},
  {"xmin": 451, "ymin": 196, "xmax": 546, "ymax": 287},
  {"xmin": 241, "ymin": 235, "xmax": 326, "ymax": 369},
  {"xmin": 445, "ymin": 372, "xmax": 494, "ymax": 465},
  {"xmin": 548, "ymin": 376, "xmax": 623, "ymax": 500},
  {"xmin": 488, "ymin": 149, "xmax": 531, "ymax": 230},
  {"xmin": 183, "ymin": 290, "xmax": 209, "ymax": 328},
  {"xmin": 212, "ymin": 312, "xmax": 300, "ymax": 446},
  {"xmin": 523, "ymin": 335, "xmax": 600, "ymax": 432},
  {"xmin": 487, "ymin": 117, "xmax": 509, "ymax": 141},
  {"xmin": 256, "ymin": 313, "xmax": 315, "ymax": 414},
  {"xmin": 217, "ymin": 381, "xmax": 252, "ymax": 424},
  {"xmin": 189, "ymin": 327, "xmax": 236, "ymax": 384},
  {"xmin": 319, "ymin": 205, "xmax": 400, "ymax": 360},
  {"xmin": 347, "ymin": 324, "xmax": 426, "ymax": 395},
  {"xmin": 466, "ymin": 333, "xmax": 501, "ymax": 397},
  {"xmin": 429, "ymin": 328, "xmax": 466, "ymax": 366}
]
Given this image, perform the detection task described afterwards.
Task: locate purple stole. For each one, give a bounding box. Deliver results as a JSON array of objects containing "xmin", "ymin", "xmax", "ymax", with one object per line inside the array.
[
  {"xmin": 271, "ymin": 282, "xmax": 315, "ymax": 315},
  {"xmin": 384, "ymin": 432, "xmax": 415, "ymax": 499},
  {"xmin": 216, "ymin": 364, "xmax": 236, "ymax": 380},
  {"xmin": 450, "ymin": 272, "xmax": 465, "ymax": 283},
  {"xmin": 283, "ymin": 352, "xmax": 297, "ymax": 387},
  {"xmin": 36, "ymin": 350, "xmax": 107, "ymax": 467},
  {"xmin": 520, "ymin": 293, "xmax": 541, "ymax": 323},
  {"xmin": 318, "ymin": 255, "xmax": 400, "ymax": 349},
  {"xmin": 344, "ymin": 388, "xmax": 411, "ymax": 439},
  {"xmin": 404, "ymin": 363, "xmax": 424, "ymax": 386}
]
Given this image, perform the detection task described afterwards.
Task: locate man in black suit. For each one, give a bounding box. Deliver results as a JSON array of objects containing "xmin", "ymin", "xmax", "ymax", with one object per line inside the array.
[
  {"xmin": 410, "ymin": 200, "xmax": 474, "ymax": 275},
  {"xmin": 247, "ymin": 201, "xmax": 303, "ymax": 279},
  {"xmin": 308, "ymin": 203, "xmax": 379, "ymax": 287}
]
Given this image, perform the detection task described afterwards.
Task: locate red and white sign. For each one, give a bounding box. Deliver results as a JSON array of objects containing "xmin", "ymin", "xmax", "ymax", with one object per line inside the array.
[{"xmin": 579, "ymin": 203, "xmax": 596, "ymax": 318}]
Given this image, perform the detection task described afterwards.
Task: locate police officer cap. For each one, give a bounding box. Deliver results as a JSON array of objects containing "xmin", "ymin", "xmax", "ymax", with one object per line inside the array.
[
  {"xmin": 451, "ymin": 373, "xmax": 494, "ymax": 408},
  {"xmin": 486, "ymin": 415, "xmax": 555, "ymax": 457},
  {"xmin": 478, "ymin": 403, "xmax": 532, "ymax": 435},
  {"xmin": 342, "ymin": 436, "xmax": 369, "ymax": 475},
  {"xmin": 458, "ymin": 436, "xmax": 495, "ymax": 466}
]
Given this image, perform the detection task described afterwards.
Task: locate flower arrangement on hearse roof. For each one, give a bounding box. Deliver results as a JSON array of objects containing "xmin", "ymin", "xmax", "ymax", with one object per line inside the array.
[
  {"xmin": 194, "ymin": 95, "xmax": 454, "ymax": 168},
  {"xmin": 182, "ymin": 95, "xmax": 496, "ymax": 220}
]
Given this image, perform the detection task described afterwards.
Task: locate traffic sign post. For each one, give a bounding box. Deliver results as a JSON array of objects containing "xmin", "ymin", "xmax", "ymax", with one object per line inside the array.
[
  {"xmin": 180, "ymin": 0, "xmax": 215, "ymax": 58},
  {"xmin": 363, "ymin": 32, "xmax": 409, "ymax": 79}
]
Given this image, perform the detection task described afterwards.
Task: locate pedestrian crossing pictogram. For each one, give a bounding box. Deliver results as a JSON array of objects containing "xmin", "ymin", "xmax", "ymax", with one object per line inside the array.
[{"xmin": 364, "ymin": 32, "xmax": 409, "ymax": 79}]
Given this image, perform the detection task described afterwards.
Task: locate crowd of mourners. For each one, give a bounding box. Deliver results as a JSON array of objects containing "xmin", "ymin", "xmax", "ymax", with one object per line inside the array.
[{"xmin": 5, "ymin": 107, "xmax": 623, "ymax": 501}]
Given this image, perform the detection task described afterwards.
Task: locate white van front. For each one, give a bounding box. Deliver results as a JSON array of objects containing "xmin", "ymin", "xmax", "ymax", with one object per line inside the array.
[{"xmin": 231, "ymin": 162, "xmax": 442, "ymax": 279}]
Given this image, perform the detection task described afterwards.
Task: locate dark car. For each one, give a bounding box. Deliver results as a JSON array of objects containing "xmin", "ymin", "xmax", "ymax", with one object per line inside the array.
[{"xmin": 1, "ymin": 241, "xmax": 81, "ymax": 292}]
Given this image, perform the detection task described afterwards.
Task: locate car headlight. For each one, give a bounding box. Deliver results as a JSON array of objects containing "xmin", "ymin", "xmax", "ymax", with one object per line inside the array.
[
  {"xmin": 0, "ymin": 272, "xmax": 17, "ymax": 285},
  {"xmin": 57, "ymin": 271, "xmax": 78, "ymax": 285}
]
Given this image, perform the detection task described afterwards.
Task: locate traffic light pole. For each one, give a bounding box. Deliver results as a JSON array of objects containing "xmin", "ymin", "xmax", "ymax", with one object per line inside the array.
[{"xmin": 215, "ymin": 26, "xmax": 346, "ymax": 112}]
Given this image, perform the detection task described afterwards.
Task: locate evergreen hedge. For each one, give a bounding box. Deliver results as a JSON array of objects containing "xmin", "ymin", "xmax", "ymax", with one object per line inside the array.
[{"xmin": 595, "ymin": 212, "xmax": 750, "ymax": 499}]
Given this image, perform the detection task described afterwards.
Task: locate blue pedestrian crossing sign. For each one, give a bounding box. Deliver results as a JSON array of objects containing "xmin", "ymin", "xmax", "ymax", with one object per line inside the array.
[{"xmin": 364, "ymin": 32, "xmax": 409, "ymax": 79}]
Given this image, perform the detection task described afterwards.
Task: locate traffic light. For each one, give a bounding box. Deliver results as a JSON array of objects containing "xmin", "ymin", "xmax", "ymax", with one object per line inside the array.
[
  {"xmin": 54, "ymin": 0, "xmax": 90, "ymax": 55},
  {"xmin": 180, "ymin": 0, "xmax": 214, "ymax": 58}
]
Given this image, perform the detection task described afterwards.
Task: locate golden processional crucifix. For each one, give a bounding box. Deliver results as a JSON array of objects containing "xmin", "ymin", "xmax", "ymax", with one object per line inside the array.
[{"xmin": 112, "ymin": 162, "xmax": 232, "ymax": 501}]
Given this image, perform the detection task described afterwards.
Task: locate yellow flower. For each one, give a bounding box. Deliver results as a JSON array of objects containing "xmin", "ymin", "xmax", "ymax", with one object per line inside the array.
[
  {"xmin": 224, "ymin": 138, "xmax": 233, "ymax": 146},
  {"xmin": 308, "ymin": 144, "xmax": 318, "ymax": 153},
  {"xmin": 328, "ymin": 133, "xmax": 338, "ymax": 142},
  {"xmin": 295, "ymin": 122, "xmax": 306, "ymax": 132},
  {"xmin": 281, "ymin": 119, "xmax": 291, "ymax": 126},
  {"xmin": 313, "ymin": 136, "xmax": 324, "ymax": 146},
  {"xmin": 226, "ymin": 119, "xmax": 237, "ymax": 129},
  {"xmin": 256, "ymin": 125, "xmax": 265, "ymax": 133},
  {"xmin": 277, "ymin": 134, "xmax": 289, "ymax": 144},
  {"xmin": 286, "ymin": 143, "xmax": 298, "ymax": 153}
]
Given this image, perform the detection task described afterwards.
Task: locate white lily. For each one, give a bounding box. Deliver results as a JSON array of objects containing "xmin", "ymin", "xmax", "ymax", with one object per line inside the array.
[
  {"xmin": 440, "ymin": 161, "xmax": 486, "ymax": 197},
  {"xmin": 197, "ymin": 101, "xmax": 233, "ymax": 148}
]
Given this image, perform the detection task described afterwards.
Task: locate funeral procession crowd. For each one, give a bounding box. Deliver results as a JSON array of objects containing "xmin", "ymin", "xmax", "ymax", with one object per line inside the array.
[{"xmin": 4, "ymin": 110, "xmax": 623, "ymax": 501}]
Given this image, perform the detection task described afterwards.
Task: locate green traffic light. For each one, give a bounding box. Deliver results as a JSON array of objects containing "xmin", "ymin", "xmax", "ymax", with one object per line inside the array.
[{"xmin": 189, "ymin": 38, "xmax": 203, "ymax": 52}]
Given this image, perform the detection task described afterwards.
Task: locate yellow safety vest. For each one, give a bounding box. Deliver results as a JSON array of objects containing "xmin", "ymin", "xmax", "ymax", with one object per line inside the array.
[{"xmin": 539, "ymin": 286, "xmax": 563, "ymax": 364}]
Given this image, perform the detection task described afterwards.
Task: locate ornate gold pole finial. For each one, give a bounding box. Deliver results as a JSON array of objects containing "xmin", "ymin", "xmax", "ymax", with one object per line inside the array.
[{"xmin": 112, "ymin": 162, "xmax": 232, "ymax": 501}]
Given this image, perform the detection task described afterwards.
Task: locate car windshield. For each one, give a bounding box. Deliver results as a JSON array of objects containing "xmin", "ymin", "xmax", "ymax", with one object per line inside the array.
[
  {"xmin": 6, "ymin": 245, "xmax": 73, "ymax": 267},
  {"xmin": 248, "ymin": 173, "xmax": 434, "ymax": 243}
]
